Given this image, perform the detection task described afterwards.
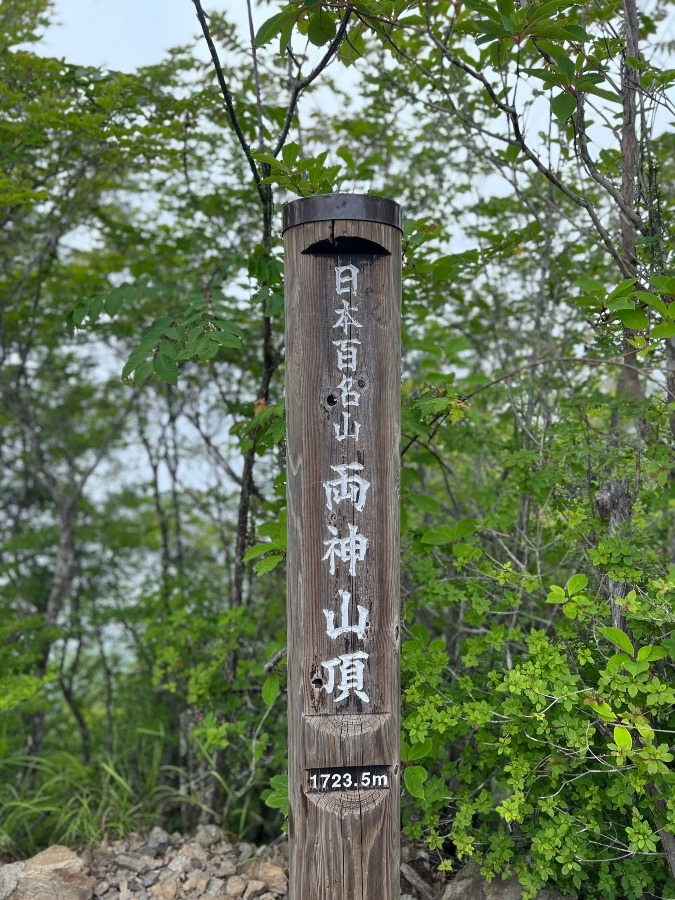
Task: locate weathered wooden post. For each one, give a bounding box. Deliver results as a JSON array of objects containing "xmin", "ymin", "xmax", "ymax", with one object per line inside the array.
[{"xmin": 283, "ymin": 194, "xmax": 402, "ymax": 900}]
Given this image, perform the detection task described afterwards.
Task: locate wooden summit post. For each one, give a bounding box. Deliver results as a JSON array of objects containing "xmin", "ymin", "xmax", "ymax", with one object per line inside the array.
[{"xmin": 283, "ymin": 194, "xmax": 402, "ymax": 900}]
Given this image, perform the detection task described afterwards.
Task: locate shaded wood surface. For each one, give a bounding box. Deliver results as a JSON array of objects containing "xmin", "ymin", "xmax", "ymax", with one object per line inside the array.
[{"xmin": 285, "ymin": 217, "xmax": 401, "ymax": 899}]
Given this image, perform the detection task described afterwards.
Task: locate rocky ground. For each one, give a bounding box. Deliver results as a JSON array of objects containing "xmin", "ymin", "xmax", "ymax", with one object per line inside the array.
[{"xmin": 0, "ymin": 826, "xmax": 571, "ymax": 900}]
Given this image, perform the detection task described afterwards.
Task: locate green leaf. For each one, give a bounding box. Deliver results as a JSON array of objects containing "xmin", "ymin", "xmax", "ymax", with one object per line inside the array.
[
  {"xmin": 595, "ymin": 703, "xmax": 616, "ymax": 722},
  {"xmin": 281, "ymin": 141, "xmax": 300, "ymax": 167},
  {"xmin": 607, "ymin": 278, "xmax": 638, "ymax": 300},
  {"xmin": 211, "ymin": 330, "xmax": 242, "ymax": 348},
  {"xmin": 153, "ymin": 353, "xmax": 179, "ymax": 385},
  {"xmin": 613, "ymin": 725, "xmax": 632, "ymax": 751},
  {"xmin": 420, "ymin": 528, "xmax": 453, "ymax": 546},
  {"xmin": 585, "ymin": 85, "xmax": 621, "ymax": 103},
  {"xmin": 607, "ymin": 297, "xmax": 634, "ymax": 312},
  {"xmin": 408, "ymin": 493, "xmax": 441, "ymax": 514},
  {"xmin": 262, "ymin": 674, "xmax": 280, "ymax": 707},
  {"xmin": 255, "ymin": 554, "xmax": 284, "ymax": 575},
  {"xmin": 454, "ymin": 519, "xmax": 477, "ymax": 538},
  {"xmin": 617, "ymin": 308, "xmax": 649, "ymax": 330},
  {"xmin": 244, "ymin": 542, "xmax": 278, "ymax": 562},
  {"xmin": 651, "ymin": 322, "xmax": 675, "ymax": 339},
  {"xmin": 307, "ymin": 9, "xmax": 337, "ymax": 46},
  {"xmin": 264, "ymin": 790, "xmax": 288, "ymax": 810},
  {"xmin": 407, "ymin": 739, "xmax": 433, "ymax": 761},
  {"xmin": 279, "ymin": 19, "xmax": 294, "ymax": 55},
  {"xmin": 555, "ymin": 54, "xmax": 575, "ymax": 83},
  {"xmin": 122, "ymin": 344, "xmax": 152, "ymax": 379},
  {"xmin": 72, "ymin": 305, "xmax": 89, "ymax": 326},
  {"xmin": 598, "ymin": 626, "xmax": 634, "ymax": 657},
  {"xmin": 633, "ymin": 290, "xmax": 667, "ymax": 317},
  {"xmin": 575, "ymin": 275, "xmax": 605, "ymax": 295},
  {"xmin": 264, "ymin": 292, "xmax": 284, "ymax": 318},
  {"xmin": 606, "ymin": 653, "xmax": 631, "ymax": 674},
  {"xmin": 650, "ymin": 274, "xmax": 675, "ymax": 295},
  {"xmin": 255, "ymin": 10, "xmax": 297, "ymax": 48},
  {"xmin": 551, "ymin": 92, "xmax": 577, "ymax": 122},
  {"xmin": 546, "ymin": 584, "xmax": 567, "ymax": 603},
  {"xmin": 623, "ymin": 659, "xmax": 649, "ymax": 676},
  {"xmin": 142, "ymin": 316, "xmax": 174, "ymax": 344},
  {"xmin": 338, "ymin": 24, "xmax": 366, "ymax": 64},
  {"xmin": 562, "ymin": 23, "xmax": 590, "ymax": 41},
  {"xmin": 410, "ymin": 624, "xmax": 429, "ymax": 646},
  {"xmin": 104, "ymin": 294, "xmax": 124, "ymax": 317},
  {"xmin": 403, "ymin": 765, "xmax": 427, "ymax": 799},
  {"xmin": 637, "ymin": 645, "xmax": 668, "ymax": 662},
  {"xmin": 270, "ymin": 774, "xmax": 288, "ymax": 792},
  {"xmin": 133, "ymin": 359, "xmax": 153, "ymax": 383},
  {"xmin": 566, "ymin": 573, "xmax": 588, "ymax": 596}
]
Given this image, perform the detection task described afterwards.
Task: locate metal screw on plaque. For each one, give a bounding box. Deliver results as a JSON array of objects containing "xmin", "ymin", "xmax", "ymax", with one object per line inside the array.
[{"xmin": 283, "ymin": 194, "xmax": 403, "ymax": 899}]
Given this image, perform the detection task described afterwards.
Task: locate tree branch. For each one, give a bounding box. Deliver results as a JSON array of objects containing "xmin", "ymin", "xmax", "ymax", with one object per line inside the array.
[
  {"xmin": 191, "ymin": 0, "xmax": 266, "ymax": 209},
  {"xmin": 401, "ymin": 352, "xmax": 661, "ymax": 457},
  {"xmin": 272, "ymin": 10, "xmax": 352, "ymax": 157}
]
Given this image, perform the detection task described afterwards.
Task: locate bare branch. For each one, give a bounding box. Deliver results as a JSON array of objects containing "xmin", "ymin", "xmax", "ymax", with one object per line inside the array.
[
  {"xmin": 191, "ymin": 0, "xmax": 266, "ymax": 208},
  {"xmin": 272, "ymin": 10, "xmax": 352, "ymax": 157},
  {"xmin": 245, "ymin": 0, "xmax": 266, "ymax": 153}
]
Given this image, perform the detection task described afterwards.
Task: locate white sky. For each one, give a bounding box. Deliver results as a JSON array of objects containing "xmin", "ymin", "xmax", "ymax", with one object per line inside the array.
[{"xmin": 39, "ymin": 0, "xmax": 259, "ymax": 70}]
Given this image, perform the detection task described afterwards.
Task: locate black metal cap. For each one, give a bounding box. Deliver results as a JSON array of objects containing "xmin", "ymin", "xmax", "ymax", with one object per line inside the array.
[{"xmin": 282, "ymin": 194, "xmax": 403, "ymax": 233}]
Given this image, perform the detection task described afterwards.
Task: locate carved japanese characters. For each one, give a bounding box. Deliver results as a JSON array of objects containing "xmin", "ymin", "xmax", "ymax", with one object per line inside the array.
[{"xmin": 319, "ymin": 263, "xmax": 373, "ymax": 705}]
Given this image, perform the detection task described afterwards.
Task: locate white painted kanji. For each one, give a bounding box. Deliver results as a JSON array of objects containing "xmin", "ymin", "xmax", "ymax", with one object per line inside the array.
[
  {"xmin": 324, "ymin": 590, "xmax": 369, "ymax": 640},
  {"xmin": 313, "ymin": 261, "xmax": 374, "ymax": 707},
  {"xmin": 333, "ymin": 300, "xmax": 362, "ymax": 336},
  {"xmin": 337, "ymin": 375, "xmax": 360, "ymax": 408},
  {"xmin": 322, "ymin": 523, "xmax": 368, "ymax": 577},
  {"xmin": 322, "ymin": 651, "xmax": 369, "ymax": 703},
  {"xmin": 323, "ymin": 462, "xmax": 370, "ymax": 512},
  {"xmin": 333, "ymin": 339, "xmax": 361, "ymax": 371},
  {"xmin": 335, "ymin": 264, "xmax": 358, "ymax": 295},
  {"xmin": 334, "ymin": 411, "xmax": 361, "ymax": 442}
]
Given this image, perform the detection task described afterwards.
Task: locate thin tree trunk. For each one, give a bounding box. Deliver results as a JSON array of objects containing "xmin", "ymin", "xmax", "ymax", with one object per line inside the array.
[
  {"xmin": 616, "ymin": 0, "xmax": 643, "ymax": 404},
  {"xmin": 595, "ymin": 479, "xmax": 634, "ymax": 630},
  {"xmin": 594, "ymin": 0, "xmax": 642, "ymax": 632},
  {"xmin": 25, "ymin": 502, "xmax": 76, "ymax": 760}
]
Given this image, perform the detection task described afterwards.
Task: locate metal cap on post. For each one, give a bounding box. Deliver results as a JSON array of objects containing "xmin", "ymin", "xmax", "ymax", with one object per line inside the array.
[
  {"xmin": 284, "ymin": 194, "xmax": 402, "ymax": 899},
  {"xmin": 283, "ymin": 194, "xmax": 404, "ymax": 232}
]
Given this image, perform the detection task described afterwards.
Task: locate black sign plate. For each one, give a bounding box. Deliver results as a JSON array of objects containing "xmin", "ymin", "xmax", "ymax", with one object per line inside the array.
[{"xmin": 306, "ymin": 766, "xmax": 390, "ymax": 792}]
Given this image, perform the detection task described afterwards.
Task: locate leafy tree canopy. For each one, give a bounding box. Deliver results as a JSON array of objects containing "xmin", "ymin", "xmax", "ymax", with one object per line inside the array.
[{"xmin": 1, "ymin": 0, "xmax": 674, "ymax": 896}]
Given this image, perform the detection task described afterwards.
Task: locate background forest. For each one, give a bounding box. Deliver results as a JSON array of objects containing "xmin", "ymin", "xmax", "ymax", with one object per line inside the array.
[{"xmin": 1, "ymin": 0, "xmax": 675, "ymax": 897}]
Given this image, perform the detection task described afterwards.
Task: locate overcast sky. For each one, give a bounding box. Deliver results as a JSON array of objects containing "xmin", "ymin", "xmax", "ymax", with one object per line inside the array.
[{"xmin": 39, "ymin": 0, "xmax": 256, "ymax": 70}]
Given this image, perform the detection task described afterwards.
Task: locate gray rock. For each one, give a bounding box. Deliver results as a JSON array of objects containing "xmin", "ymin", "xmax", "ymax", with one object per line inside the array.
[
  {"xmin": 115, "ymin": 854, "xmax": 149, "ymax": 875},
  {"xmin": 243, "ymin": 881, "xmax": 266, "ymax": 899},
  {"xmin": 210, "ymin": 858, "xmax": 237, "ymax": 878},
  {"xmin": 145, "ymin": 827, "xmax": 169, "ymax": 855},
  {"xmin": 167, "ymin": 855, "xmax": 191, "ymax": 874},
  {"xmin": 225, "ymin": 875, "xmax": 247, "ymax": 897},
  {"xmin": 182, "ymin": 841, "xmax": 208, "ymax": 862},
  {"xmin": 149, "ymin": 872, "xmax": 180, "ymax": 900},
  {"xmin": 194, "ymin": 825, "xmax": 223, "ymax": 848},
  {"xmin": 239, "ymin": 860, "xmax": 288, "ymax": 895},
  {"xmin": 206, "ymin": 876, "xmax": 226, "ymax": 894},
  {"xmin": 183, "ymin": 868, "xmax": 209, "ymax": 894},
  {"xmin": 433, "ymin": 861, "xmax": 574, "ymax": 900},
  {"xmin": 0, "ymin": 846, "xmax": 93, "ymax": 900},
  {"xmin": 237, "ymin": 843, "xmax": 255, "ymax": 862},
  {"xmin": 0, "ymin": 863, "xmax": 23, "ymax": 899}
]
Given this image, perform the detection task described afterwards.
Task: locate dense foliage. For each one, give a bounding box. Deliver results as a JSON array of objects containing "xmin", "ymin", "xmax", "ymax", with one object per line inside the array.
[{"xmin": 1, "ymin": 0, "xmax": 674, "ymax": 896}]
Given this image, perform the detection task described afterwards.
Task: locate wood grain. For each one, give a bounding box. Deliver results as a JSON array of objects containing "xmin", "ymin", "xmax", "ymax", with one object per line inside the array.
[{"xmin": 285, "ymin": 217, "xmax": 401, "ymax": 899}]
